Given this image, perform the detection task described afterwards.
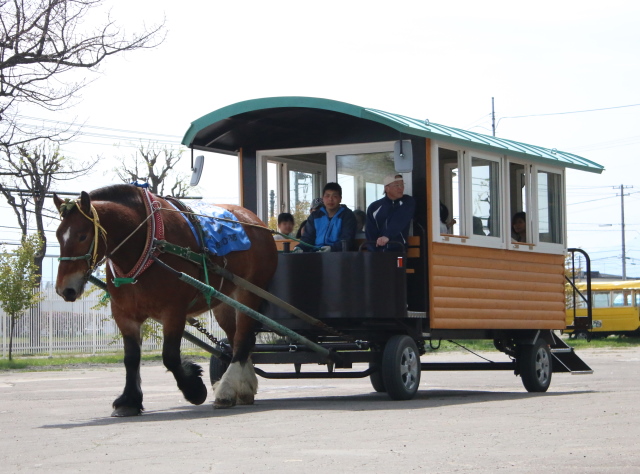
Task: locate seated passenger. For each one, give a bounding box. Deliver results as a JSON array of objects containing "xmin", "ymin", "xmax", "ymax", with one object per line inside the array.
[
  {"xmin": 274, "ymin": 212, "xmax": 295, "ymax": 240},
  {"xmin": 299, "ymin": 183, "xmax": 356, "ymax": 252},
  {"xmin": 366, "ymin": 175, "xmax": 416, "ymax": 250},
  {"xmin": 511, "ymin": 211, "xmax": 527, "ymax": 242},
  {"xmin": 439, "ymin": 201, "xmax": 456, "ymax": 234}
]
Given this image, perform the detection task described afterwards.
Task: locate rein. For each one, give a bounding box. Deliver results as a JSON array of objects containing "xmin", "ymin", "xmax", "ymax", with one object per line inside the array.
[
  {"xmin": 58, "ymin": 201, "xmax": 108, "ymax": 273},
  {"xmin": 58, "ymin": 188, "xmax": 164, "ymax": 286}
]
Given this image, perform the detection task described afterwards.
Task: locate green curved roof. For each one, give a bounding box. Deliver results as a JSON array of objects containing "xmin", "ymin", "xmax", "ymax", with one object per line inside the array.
[{"xmin": 182, "ymin": 96, "xmax": 604, "ymax": 174}]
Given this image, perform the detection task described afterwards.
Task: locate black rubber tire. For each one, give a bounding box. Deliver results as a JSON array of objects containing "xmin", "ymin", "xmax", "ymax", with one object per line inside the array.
[
  {"xmin": 369, "ymin": 362, "xmax": 386, "ymax": 392},
  {"xmin": 574, "ymin": 330, "xmax": 589, "ymax": 340},
  {"xmin": 519, "ymin": 338, "xmax": 552, "ymax": 392},
  {"xmin": 381, "ymin": 335, "xmax": 421, "ymax": 400},
  {"xmin": 209, "ymin": 354, "xmax": 230, "ymax": 385}
]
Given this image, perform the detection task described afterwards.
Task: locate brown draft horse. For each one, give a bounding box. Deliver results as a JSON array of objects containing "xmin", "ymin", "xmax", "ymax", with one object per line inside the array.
[{"xmin": 53, "ymin": 184, "xmax": 277, "ymax": 416}]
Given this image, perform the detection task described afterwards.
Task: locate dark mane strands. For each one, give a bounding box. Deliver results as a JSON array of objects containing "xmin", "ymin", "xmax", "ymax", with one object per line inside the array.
[{"xmin": 89, "ymin": 184, "xmax": 144, "ymax": 207}]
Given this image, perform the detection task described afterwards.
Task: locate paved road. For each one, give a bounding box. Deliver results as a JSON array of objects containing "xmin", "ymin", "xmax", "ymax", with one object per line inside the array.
[{"xmin": 1, "ymin": 347, "xmax": 639, "ymax": 473}]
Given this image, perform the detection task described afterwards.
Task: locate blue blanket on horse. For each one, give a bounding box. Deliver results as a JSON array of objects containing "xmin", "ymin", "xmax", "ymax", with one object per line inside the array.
[{"xmin": 176, "ymin": 201, "xmax": 251, "ymax": 256}]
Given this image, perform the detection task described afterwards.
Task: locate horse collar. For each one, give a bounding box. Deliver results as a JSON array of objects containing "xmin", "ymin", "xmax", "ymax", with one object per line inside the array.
[{"xmin": 108, "ymin": 188, "xmax": 165, "ymax": 282}]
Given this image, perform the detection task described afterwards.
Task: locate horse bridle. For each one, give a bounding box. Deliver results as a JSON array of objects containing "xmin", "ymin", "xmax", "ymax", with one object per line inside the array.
[{"xmin": 57, "ymin": 199, "xmax": 108, "ymax": 276}]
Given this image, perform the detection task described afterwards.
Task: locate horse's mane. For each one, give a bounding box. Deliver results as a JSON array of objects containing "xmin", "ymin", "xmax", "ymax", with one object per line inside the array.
[{"xmin": 89, "ymin": 184, "xmax": 143, "ymax": 207}]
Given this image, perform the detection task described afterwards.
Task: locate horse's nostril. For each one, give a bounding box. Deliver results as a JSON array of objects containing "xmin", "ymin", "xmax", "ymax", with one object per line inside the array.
[{"xmin": 62, "ymin": 288, "xmax": 77, "ymax": 302}]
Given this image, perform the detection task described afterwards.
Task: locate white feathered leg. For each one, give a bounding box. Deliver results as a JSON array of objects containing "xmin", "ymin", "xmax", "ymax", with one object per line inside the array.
[{"xmin": 212, "ymin": 359, "xmax": 258, "ymax": 408}]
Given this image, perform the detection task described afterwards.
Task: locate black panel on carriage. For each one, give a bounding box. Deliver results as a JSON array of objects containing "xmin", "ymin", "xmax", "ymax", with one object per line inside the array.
[{"xmin": 263, "ymin": 252, "xmax": 407, "ymax": 331}]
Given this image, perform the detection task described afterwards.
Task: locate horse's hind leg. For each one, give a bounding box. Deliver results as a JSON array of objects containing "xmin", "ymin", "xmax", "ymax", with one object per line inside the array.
[
  {"xmin": 112, "ymin": 329, "xmax": 144, "ymax": 417},
  {"xmin": 162, "ymin": 318, "xmax": 207, "ymax": 406},
  {"xmin": 213, "ymin": 294, "xmax": 259, "ymax": 409}
]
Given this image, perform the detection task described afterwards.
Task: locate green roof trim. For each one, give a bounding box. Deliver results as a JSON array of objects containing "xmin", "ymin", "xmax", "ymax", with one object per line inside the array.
[{"xmin": 182, "ymin": 96, "xmax": 604, "ymax": 174}]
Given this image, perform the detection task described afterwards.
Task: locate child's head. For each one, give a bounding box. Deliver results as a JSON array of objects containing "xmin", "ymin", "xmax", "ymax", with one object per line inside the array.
[
  {"xmin": 512, "ymin": 211, "xmax": 526, "ymax": 235},
  {"xmin": 277, "ymin": 212, "xmax": 294, "ymax": 235}
]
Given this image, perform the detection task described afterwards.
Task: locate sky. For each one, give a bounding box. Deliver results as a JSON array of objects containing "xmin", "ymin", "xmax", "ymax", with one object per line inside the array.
[{"xmin": 6, "ymin": 0, "xmax": 640, "ymax": 280}]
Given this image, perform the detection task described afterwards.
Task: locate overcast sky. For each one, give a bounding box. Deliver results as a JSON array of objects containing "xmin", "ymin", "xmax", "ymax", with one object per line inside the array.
[{"xmin": 10, "ymin": 0, "xmax": 640, "ymax": 279}]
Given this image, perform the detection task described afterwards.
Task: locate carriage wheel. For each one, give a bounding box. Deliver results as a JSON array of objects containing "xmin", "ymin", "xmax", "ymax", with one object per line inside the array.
[
  {"xmin": 381, "ymin": 335, "xmax": 421, "ymax": 400},
  {"xmin": 519, "ymin": 338, "xmax": 552, "ymax": 393},
  {"xmin": 209, "ymin": 354, "xmax": 230, "ymax": 385},
  {"xmin": 369, "ymin": 361, "xmax": 386, "ymax": 392}
]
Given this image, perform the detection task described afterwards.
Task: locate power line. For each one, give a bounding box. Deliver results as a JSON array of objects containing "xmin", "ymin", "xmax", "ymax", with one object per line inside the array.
[
  {"xmin": 16, "ymin": 114, "xmax": 182, "ymax": 139},
  {"xmin": 499, "ymin": 102, "xmax": 640, "ymax": 121}
]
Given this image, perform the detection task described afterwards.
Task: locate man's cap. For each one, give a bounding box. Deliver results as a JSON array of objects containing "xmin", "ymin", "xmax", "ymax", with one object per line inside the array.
[
  {"xmin": 383, "ymin": 175, "xmax": 403, "ymax": 186},
  {"xmin": 311, "ymin": 197, "xmax": 323, "ymax": 209}
]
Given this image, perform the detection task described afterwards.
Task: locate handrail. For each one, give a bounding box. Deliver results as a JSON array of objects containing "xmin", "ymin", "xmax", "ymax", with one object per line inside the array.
[{"xmin": 566, "ymin": 248, "xmax": 592, "ymax": 336}]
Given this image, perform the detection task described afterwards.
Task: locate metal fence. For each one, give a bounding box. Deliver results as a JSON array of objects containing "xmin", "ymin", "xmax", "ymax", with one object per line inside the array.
[{"xmin": 0, "ymin": 285, "xmax": 225, "ymax": 358}]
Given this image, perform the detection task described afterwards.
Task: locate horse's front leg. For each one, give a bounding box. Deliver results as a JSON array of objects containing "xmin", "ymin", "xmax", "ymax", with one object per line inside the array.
[
  {"xmin": 162, "ymin": 317, "xmax": 207, "ymax": 406},
  {"xmin": 112, "ymin": 328, "xmax": 144, "ymax": 417}
]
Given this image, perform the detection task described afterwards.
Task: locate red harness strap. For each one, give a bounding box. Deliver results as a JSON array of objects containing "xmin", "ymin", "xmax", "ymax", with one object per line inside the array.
[{"xmin": 108, "ymin": 188, "xmax": 165, "ymax": 281}]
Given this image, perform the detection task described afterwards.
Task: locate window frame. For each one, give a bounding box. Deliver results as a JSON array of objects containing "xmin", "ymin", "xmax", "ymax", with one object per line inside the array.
[
  {"xmin": 431, "ymin": 140, "xmax": 566, "ymax": 255},
  {"xmin": 464, "ymin": 150, "xmax": 505, "ymax": 248},
  {"xmin": 257, "ymin": 141, "xmax": 411, "ymax": 224},
  {"xmin": 531, "ymin": 164, "xmax": 566, "ymax": 252}
]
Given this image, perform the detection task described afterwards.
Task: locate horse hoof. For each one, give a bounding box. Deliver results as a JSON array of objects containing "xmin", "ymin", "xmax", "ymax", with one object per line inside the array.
[
  {"xmin": 213, "ymin": 398, "xmax": 236, "ymax": 409},
  {"xmin": 111, "ymin": 406, "xmax": 142, "ymax": 417},
  {"xmin": 237, "ymin": 393, "xmax": 255, "ymax": 405},
  {"xmin": 191, "ymin": 390, "xmax": 208, "ymax": 406}
]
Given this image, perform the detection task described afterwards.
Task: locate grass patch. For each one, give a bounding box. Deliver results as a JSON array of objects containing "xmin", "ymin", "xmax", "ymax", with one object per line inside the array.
[
  {"xmin": 431, "ymin": 336, "xmax": 640, "ymax": 353},
  {"xmin": 0, "ymin": 350, "xmax": 211, "ymax": 371},
  {"xmin": 562, "ymin": 336, "xmax": 640, "ymax": 349}
]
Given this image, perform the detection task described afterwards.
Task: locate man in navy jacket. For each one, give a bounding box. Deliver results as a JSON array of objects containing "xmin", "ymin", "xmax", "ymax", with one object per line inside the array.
[
  {"xmin": 300, "ymin": 182, "xmax": 356, "ymax": 252},
  {"xmin": 366, "ymin": 174, "xmax": 415, "ymax": 251}
]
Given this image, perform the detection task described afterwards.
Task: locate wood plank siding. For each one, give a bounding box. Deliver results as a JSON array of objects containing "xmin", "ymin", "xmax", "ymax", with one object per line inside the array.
[{"xmin": 429, "ymin": 242, "xmax": 566, "ymax": 330}]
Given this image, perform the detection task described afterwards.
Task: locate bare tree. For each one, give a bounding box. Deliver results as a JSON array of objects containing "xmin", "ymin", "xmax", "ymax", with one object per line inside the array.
[
  {"xmin": 0, "ymin": 0, "xmax": 165, "ymax": 148},
  {"xmin": 114, "ymin": 142, "xmax": 191, "ymax": 198},
  {"xmin": 0, "ymin": 142, "xmax": 97, "ymax": 281}
]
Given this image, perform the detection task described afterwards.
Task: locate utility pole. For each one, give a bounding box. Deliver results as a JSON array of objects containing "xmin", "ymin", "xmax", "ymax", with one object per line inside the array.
[
  {"xmin": 491, "ymin": 97, "xmax": 496, "ymax": 137},
  {"xmin": 616, "ymin": 184, "xmax": 632, "ymax": 280}
]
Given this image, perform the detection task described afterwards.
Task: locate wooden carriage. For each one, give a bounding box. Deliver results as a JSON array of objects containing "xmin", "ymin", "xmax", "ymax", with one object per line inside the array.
[{"xmin": 182, "ymin": 97, "xmax": 603, "ymax": 399}]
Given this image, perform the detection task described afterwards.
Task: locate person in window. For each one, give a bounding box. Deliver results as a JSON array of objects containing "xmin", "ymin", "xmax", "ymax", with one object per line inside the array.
[
  {"xmin": 439, "ymin": 201, "xmax": 456, "ymax": 234},
  {"xmin": 366, "ymin": 175, "xmax": 416, "ymax": 251},
  {"xmin": 511, "ymin": 211, "xmax": 527, "ymax": 242},
  {"xmin": 273, "ymin": 212, "xmax": 295, "ymax": 240},
  {"xmin": 296, "ymin": 197, "xmax": 323, "ymax": 239},
  {"xmin": 299, "ymin": 183, "xmax": 356, "ymax": 252}
]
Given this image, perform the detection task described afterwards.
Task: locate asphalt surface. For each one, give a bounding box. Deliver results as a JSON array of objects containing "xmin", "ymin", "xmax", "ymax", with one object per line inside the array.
[{"xmin": 1, "ymin": 347, "xmax": 639, "ymax": 473}]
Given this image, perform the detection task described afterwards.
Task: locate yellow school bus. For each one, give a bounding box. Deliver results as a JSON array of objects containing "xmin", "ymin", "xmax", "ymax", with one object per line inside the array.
[{"xmin": 565, "ymin": 280, "xmax": 640, "ymax": 338}]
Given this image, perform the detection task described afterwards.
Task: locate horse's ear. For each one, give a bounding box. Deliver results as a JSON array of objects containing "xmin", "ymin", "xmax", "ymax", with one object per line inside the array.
[
  {"xmin": 79, "ymin": 191, "xmax": 91, "ymax": 215},
  {"xmin": 53, "ymin": 193, "xmax": 63, "ymax": 212}
]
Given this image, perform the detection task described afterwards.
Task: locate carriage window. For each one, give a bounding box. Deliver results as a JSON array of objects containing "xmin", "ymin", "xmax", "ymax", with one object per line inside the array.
[
  {"xmin": 537, "ymin": 170, "xmax": 563, "ymax": 244},
  {"xmin": 289, "ymin": 170, "xmax": 315, "ymax": 216},
  {"xmin": 336, "ymin": 151, "xmax": 395, "ymax": 214},
  {"xmin": 509, "ymin": 162, "xmax": 528, "ymax": 241},
  {"xmin": 471, "ymin": 156, "xmax": 500, "ymax": 237},
  {"xmin": 438, "ymin": 148, "xmax": 460, "ymax": 235}
]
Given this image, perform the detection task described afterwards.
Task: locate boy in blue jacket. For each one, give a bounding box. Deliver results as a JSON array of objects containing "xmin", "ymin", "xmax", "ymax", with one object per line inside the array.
[
  {"xmin": 366, "ymin": 174, "xmax": 415, "ymax": 251},
  {"xmin": 300, "ymin": 182, "xmax": 356, "ymax": 252}
]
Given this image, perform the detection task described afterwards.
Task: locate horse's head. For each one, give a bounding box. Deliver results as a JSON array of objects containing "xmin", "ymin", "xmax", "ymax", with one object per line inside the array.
[{"xmin": 54, "ymin": 191, "xmax": 105, "ymax": 302}]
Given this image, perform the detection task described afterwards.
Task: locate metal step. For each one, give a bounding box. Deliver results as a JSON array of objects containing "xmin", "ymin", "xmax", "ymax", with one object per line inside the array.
[{"xmin": 550, "ymin": 336, "xmax": 594, "ymax": 374}]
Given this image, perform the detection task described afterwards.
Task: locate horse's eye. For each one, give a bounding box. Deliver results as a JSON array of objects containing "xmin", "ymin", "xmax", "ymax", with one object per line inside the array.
[{"xmin": 79, "ymin": 235, "xmax": 87, "ymax": 242}]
